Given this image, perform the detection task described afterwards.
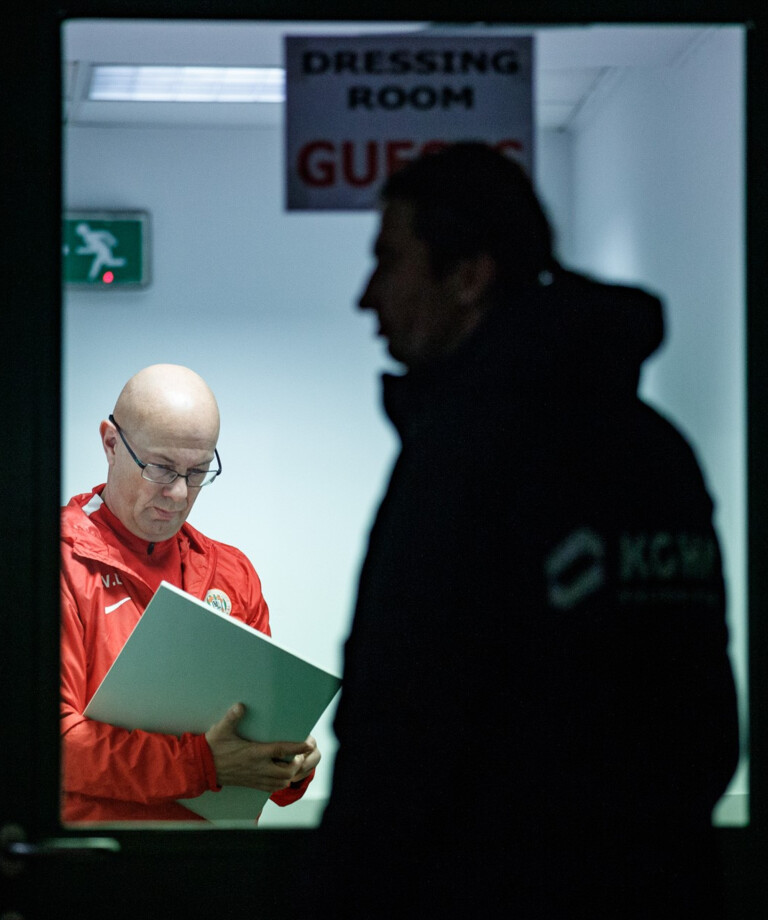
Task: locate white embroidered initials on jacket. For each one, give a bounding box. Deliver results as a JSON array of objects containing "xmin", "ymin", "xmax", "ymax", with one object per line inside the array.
[{"xmin": 101, "ymin": 573, "xmax": 124, "ymax": 589}]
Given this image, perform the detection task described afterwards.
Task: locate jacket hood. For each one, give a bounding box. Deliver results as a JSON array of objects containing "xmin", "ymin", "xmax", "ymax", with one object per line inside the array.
[
  {"xmin": 383, "ymin": 267, "xmax": 664, "ymax": 432},
  {"xmin": 525, "ymin": 267, "xmax": 664, "ymax": 386}
]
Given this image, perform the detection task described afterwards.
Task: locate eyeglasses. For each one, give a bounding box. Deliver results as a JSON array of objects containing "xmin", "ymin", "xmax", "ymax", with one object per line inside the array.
[{"xmin": 109, "ymin": 414, "xmax": 222, "ymax": 488}]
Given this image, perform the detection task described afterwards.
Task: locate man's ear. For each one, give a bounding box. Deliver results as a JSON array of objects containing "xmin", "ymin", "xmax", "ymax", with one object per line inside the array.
[
  {"xmin": 452, "ymin": 252, "xmax": 497, "ymax": 306},
  {"xmin": 99, "ymin": 419, "xmax": 118, "ymax": 466}
]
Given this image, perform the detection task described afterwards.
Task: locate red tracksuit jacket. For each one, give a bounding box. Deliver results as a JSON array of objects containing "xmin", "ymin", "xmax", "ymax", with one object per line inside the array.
[{"xmin": 60, "ymin": 486, "xmax": 311, "ymax": 823}]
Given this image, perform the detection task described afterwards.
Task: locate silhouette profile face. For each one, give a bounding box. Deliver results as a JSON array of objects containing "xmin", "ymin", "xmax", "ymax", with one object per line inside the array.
[{"xmin": 358, "ymin": 199, "xmax": 487, "ymax": 369}]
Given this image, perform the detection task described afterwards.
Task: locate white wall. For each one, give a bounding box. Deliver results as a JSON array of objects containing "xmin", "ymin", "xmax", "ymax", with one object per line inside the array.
[
  {"xmin": 569, "ymin": 26, "xmax": 747, "ymax": 807},
  {"xmin": 63, "ymin": 24, "xmax": 746, "ymax": 823}
]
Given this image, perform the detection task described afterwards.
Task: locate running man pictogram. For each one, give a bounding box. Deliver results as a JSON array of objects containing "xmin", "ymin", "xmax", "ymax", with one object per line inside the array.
[{"xmin": 75, "ymin": 222, "xmax": 127, "ymax": 280}]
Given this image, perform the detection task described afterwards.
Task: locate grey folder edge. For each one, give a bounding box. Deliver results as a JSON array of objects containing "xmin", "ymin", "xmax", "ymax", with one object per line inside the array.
[{"xmin": 83, "ymin": 581, "xmax": 341, "ymax": 825}]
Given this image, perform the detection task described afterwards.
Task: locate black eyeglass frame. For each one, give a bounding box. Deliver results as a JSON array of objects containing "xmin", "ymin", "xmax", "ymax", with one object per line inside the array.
[{"xmin": 108, "ymin": 414, "xmax": 222, "ymax": 488}]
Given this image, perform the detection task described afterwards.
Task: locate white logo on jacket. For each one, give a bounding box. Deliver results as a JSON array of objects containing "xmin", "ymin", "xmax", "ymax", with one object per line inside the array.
[
  {"xmin": 545, "ymin": 527, "xmax": 721, "ymax": 611},
  {"xmin": 545, "ymin": 529, "xmax": 606, "ymax": 610},
  {"xmin": 104, "ymin": 597, "xmax": 131, "ymax": 614}
]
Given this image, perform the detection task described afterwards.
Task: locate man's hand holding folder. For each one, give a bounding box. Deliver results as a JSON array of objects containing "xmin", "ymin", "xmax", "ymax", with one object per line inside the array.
[{"xmin": 205, "ymin": 702, "xmax": 320, "ymax": 791}]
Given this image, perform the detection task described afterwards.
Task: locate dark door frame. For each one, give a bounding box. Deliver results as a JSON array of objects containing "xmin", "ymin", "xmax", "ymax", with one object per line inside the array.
[{"xmin": 2, "ymin": 2, "xmax": 765, "ymax": 917}]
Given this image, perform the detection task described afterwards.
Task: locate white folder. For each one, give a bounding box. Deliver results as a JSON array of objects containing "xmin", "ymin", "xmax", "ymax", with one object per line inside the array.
[{"xmin": 84, "ymin": 581, "xmax": 341, "ymax": 824}]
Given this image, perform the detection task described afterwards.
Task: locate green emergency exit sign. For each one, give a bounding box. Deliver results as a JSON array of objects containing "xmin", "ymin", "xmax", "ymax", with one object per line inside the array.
[{"xmin": 63, "ymin": 211, "xmax": 150, "ymax": 287}]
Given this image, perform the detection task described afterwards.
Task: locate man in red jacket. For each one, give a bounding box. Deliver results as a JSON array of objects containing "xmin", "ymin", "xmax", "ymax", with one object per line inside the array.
[{"xmin": 60, "ymin": 363, "xmax": 319, "ymax": 823}]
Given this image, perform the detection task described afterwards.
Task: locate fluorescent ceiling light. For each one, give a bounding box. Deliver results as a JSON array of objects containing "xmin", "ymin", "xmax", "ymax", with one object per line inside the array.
[{"xmin": 88, "ymin": 65, "xmax": 285, "ymax": 103}]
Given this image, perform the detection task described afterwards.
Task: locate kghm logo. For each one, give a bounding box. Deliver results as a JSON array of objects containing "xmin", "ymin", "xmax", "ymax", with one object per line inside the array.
[
  {"xmin": 617, "ymin": 531, "xmax": 720, "ymax": 606},
  {"xmin": 545, "ymin": 528, "xmax": 606, "ymax": 610},
  {"xmin": 205, "ymin": 589, "xmax": 232, "ymax": 615},
  {"xmin": 620, "ymin": 532, "xmax": 716, "ymax": 582},
  {"xmin": 545, "ymin": 528, "xmax": 720, "ymax": 612}
]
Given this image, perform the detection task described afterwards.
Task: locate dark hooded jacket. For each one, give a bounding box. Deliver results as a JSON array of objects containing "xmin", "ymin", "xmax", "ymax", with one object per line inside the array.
[{"xmin": 320, "ymin": 267, "xmax": 739, "ymax": 917}]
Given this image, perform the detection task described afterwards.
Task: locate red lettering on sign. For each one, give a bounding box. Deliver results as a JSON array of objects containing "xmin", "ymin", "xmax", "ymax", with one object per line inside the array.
[
  {"xmin": 495, "ymin": 138, "xmax": 524, "ymax": 155},
  {"xmin": 295, "ymin": 138, "xmax": 524, "ymax": 189},
  {"xmin": 344, "ymin": 140, "xmax": 379, "ymax": 187},
  {"xmin": 297, "ymin": 140, "xmax": 336, "ymax": 187},
  {"xmin": 386, "ymin": 140, "xmax": 415, "ymax": 176}
]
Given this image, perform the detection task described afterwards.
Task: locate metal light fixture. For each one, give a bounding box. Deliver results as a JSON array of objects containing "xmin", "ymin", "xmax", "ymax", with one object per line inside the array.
[{"xmin": 88, "ymin": 65, "xmax": 286, "ymax": 103}]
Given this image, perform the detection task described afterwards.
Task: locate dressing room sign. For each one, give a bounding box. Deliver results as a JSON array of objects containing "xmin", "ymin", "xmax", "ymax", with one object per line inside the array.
[{"xmin": 285, "ymin": 33, "xmax": 533, "ymax": 210}]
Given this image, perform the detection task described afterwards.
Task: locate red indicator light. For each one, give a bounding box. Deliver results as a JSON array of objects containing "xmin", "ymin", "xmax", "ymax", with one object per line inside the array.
[{"xmin": 102, "ymin": 271, "xmax": 115, "ymax": 284}]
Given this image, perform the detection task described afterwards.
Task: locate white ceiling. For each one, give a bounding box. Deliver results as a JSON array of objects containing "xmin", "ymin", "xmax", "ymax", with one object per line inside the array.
[{"xmin": 63, "ymin": 20, "xmax": 718, "ymax": 131}]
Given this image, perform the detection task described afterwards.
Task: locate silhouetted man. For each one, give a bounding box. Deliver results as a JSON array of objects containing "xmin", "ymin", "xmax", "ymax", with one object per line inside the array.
[{"xmin": 318, "ymin": 144, "xmax": 738, "ymax": 917}]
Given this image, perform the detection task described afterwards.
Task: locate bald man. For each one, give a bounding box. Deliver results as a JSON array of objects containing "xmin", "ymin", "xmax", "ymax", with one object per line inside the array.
[{"xmin": 60, "ymin": 364, "xmax": 319, "ymax": 823}]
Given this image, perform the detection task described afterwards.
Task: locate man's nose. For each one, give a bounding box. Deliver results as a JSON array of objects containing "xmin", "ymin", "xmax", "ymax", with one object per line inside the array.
[
  {"xmin": 163, "ymin": 476, "xmax": 189, "ymax": 501},
  {"xmin": 357, "ymin": 274, "xmax": 375, "ymax": 311}
]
